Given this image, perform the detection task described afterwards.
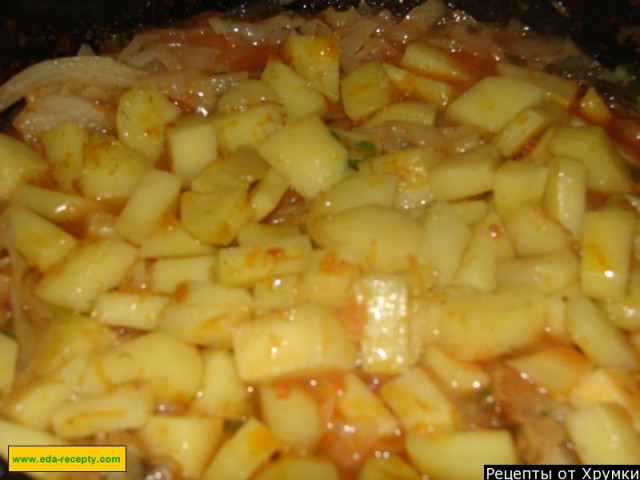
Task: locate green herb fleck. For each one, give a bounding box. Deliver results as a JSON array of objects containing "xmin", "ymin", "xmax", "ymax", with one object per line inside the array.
[
  {"xmin": 1, "ymin": 330, "xmax": 16, "ymax": 339},
  {"xmin": 347, "ymin": 158, "xmax": 360, "ymax": 171},
  {"xmin": 632, "ymin": 170, "xmax": 640, "ymax": 182},
  {"xmin": 224, "ymin": 418, "xmax": 245, "ymax": 432},
  {"xmin": 329, "ymin": 130, "xmax": 339, "ymax": 140},
  {"xmin": 355, "ymin": 140, "xmax": 377, "ymax": 158}
]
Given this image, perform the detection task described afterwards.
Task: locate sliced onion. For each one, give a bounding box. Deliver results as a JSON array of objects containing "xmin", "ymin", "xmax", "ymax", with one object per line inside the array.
[{"xmin": 0, "ymin": 56, "xmax": 143, "ymax": 113}]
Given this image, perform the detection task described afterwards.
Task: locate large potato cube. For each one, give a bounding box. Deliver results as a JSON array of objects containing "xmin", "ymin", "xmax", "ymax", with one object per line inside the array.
[
  {"xmin": 493, "ymin": 161, "xmax": 549, "ymax": 217},
  {"xmin": 382, "ymin": 63, "xmax": 456, "ymax": 108},
  {"xmin": 215, "ymin": 104, "xmax": 285, "ymax": 153},
  {"xmin": 341, "ymin": 61, "xmax": 392, "ymax": 121},
  {"xmin": 445, "ymin": 76, "xmax": 544, "ymax": 132},
  {"xmin": 504, "ymin": 203, "xmax": 572, "ymax": 256},
  {"xmin": 11, "ymin": 185, "xmax": 92, "ymax": 223},
  {"xmin": 191, "ymin": 146, "xmax": 268, "ymax": 193},
  {"xmin": 257, "ymin": 115, "xmax": 347, "ymax": 199},
  {"xmin": 400, "ymin": 43, "xmax": 471, "ymax": 83},
  {"xmin": 543, "ymin": 155, "xmax": 586, "ymax": 239},
  {"xmin": 0, "ymin": 132, "xmax": 48, "ymax": 200},
  {"xmin": 233, "ymin": 303, "xmax": 356, "ymax": 383},
  {"xmin": 150, "ymin": 254, "xmax": 217, "ymax": 293},
  {"xmin": 497, "ymin": 62, "xmax": 578, "ymax": 108},
  {"xmin": 41, "ymin": 122, "xmax": 87, "ymax": 192},
  {"xmin": 139, "ymin": 220, "xmax": 214, "ymax": 258},
  {"xmin": 281, "ymin": 33, "xmax": 341, "ymax": 102},
  {"xmin": 167, "ymin": 114, "xmax": 218, "ymax": 183},
  {"xmin": 93, "ymin": 291, "xmax": 170, "ymax": 331}
]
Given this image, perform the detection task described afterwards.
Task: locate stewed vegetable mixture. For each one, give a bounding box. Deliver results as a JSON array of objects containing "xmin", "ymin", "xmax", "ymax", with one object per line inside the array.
[{"xmin": 1, "ymin": 1, "xmax": 640, "ymax": 479}]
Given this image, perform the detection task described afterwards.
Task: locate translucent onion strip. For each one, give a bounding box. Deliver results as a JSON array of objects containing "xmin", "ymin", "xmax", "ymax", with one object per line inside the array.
[{"xmin": 0, "ymin": 56, "xmax": 144, "ymax": 113}]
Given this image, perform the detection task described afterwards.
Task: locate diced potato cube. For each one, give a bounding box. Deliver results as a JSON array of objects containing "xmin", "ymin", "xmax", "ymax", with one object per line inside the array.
[
  {"xmin": 217, "ymin": 78, "xmax": 278, "ymax": 114},
  {"xmin": 493, "ymin": 161, "xmax": 549, "ymax": 217},
  {"xmin": 506, "ymin": 346, "xmax": 589, "ymax": 398},
  {"xmin": 543, "ymin": 155, "xmax": 586, "ymax": 238},
  {"xmin": 342, "ymin": 61, "xmax": 392, "ymax": 121},
  {"xmin": 41, "ymin": 122, "xmax": 87, "ymax": 192},
  {"xmin": 567, "ymin": 295, "xmax": 639, "ymax": 370},
  {"xmin": 566, "ymin": 404, "xmax": 640, "ymax": 464},
  {"xmin": 191, "ymin": 146, "xmax": 268, "ymax": 193},
  {"xmin": 417, "ymin": 201, "xmax": 471, "ymax": 286},
  {"xmin": 215, "ymin": 104, "xmax": 285, "ymax": 153},
  {"xmin": 261, "ymin": 58, "xmax": 327, "ymax": 120},
  {"xmin": 52, "ymin": 387, "xmax": 152, "ymax": 439},
  {"xmin": 11, "ymin": 185, "xmax": 92, "ymax": 222},
  {"xmin": 138, "ymin": 415, "xmax": 224, "ymax": 479},
  {"xmin": 139, "ymin": 219, "xmax": 215, "ymax": 258},
  {"xmin": 116, "ymin": 84, "xmax": 181, "ymax": 161},
  {"xmin": 493, "ymin": 106, "xmax": 557, "ymax": 157},
  {"xmin": 364, "ymin": 102, "xmax": 437, "ymax": 127},
  {"xmin": 383, "ymin": 63, "xmax": 456, "ymax": 108},
  {"xmin": 256, "ymin": 455, "xmax": 340, "ymax": 480},
  {"xmin": 497, "ymin": 62, "xmax": 578, "ymax": 108},
  {"xmin": 354, "ymin": 275, "xmax": 412, "ymax": 375},
  {"xmin": 159, "ymin": 282, "xmax": 252, "ymax": 347},
  {"xmin": 254, "ymin": 275, "xmax": 299, "ymax": 315},
  {"xmin": 337, "ymin": 373, "xmax": 399, "ymax": 437},
  {"xmin": 0, "ymin": 356, "xmax": 88, "ymax": 430},
  {"xmin": 429, "ymin": 145, "xmax": 500, "ymax": 201},
  {"xmin": 570, "ymin": 368, "xmax": 640, "ymax": 431},
  {"xmin": 451, "ymin": 199, "xmax": 488, "ymax": 225},
  {"xmin": 281, "ymin": 33, "xmax": 341, "ymax": 102},
  {"xmin": 422, "ymin": 346, "xmax": 490, "ymax": 393},
  {"xmin": 0, "ymin": 334, "xmax": 17, "ymax": 394},
  {"xmin": 202, "ymin": 418, "xmax": 281, "ymax": 480},
  {"xmin": 401, "ymin": 43, "xmax": 471, "ymax": 83},
  {"xmin": 150, "ymin": 254, "xmax": 217, "ymax": 293},
  {"xmin": 233, "ymin": 304, "xmax": 356, "ymax": 383},
  {"xmin": 115, "ymin": 168, "xmax": 182, "ymax": 245},
  {"xmin": 504, "ymin": 203, "xmax": 572, "ymax": 256},
  {"xmin": 6, "ymin": 205, "xmax": 77, "ymax": 271},
  {"xmin": 218, "ymin": 235, "xmax": 312, "ymax": 287},
  {"xmin": 406, "ymin": 430, "xmax": 517, "ymax": 480},
  {"xmin": 579, "ymin": 87, "xmax": 613, "ymax": 125},
  {"xmin": 81, "ymin": 135, "xmax": 151, "ymax": 199},
  {"xmin": 445, "ymin": 76, "xmax": 544, "ymax": 132},
  {"xmin": 258, "ymin": 115, "xmax": 347, "ymax": 199},
  {"xmin": 548, "ymin": 126, "xmax": 631, "ymax": 193},
  {"xmin": 181, "ymin": 188, "xmax": 253, "ymax": 246},
  {"xmin": 379, "ymin": 367, "xmax": 454, "ymax": 433},
  {"xmin": 0, "ymin": 132, "xmax": 48, "ymax": 200},
  {"xmin": 496, "ymin": 248, "xmax": 579, "ymax": 294},
  {"xmin": 308, "ymin": 205, "xmax": 422, "ymax": 273},
  {"xmin": 249, "ymin": 168, "xmax": 289, "ymax": 221},
  {"xmin": 35, "ymin": 237, "xmax": 137, "ymax": 312},
  {"xmin": 93, "ymin": 291, "xmax": 170, "ymax": 331},
  {"xmin": 298, "ymin": 247, "xmax": 363, "ymax": 308},
  {"xmin": 83, "ymin": 331, "xmax": 203, "ymax": 403},
  {"xmin": 358, "ymin": 455, "xmax": 420, "ymax": 480},
  {"xmin": 603, "ymin": 280, "xmax": 640, "ymax": 331},
  {"xmin": 580, "ymin": 209, "xmax": 634, "ymax": 300},
  {"xmin": 237, "ymin": 223, "xmax": 301, "ymax": 247},
  {"xmin": 434, "ymin": 289, "xmax": 546, "ymax": 361},
  {"xmin": 261, "ymin": 383, "xmax": 324, "ymax": 451},
  {"xmin": 192, "ymin": 349, "xmax": 251, "ymax": 419},
  {"xmin": 167, "ymin": 114, "xmax": 218, "ymax": 183}
]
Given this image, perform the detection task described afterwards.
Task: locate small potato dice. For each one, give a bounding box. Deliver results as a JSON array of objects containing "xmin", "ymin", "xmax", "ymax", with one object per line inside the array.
[
  {"xmin": 281, "ymin": 33, "xmax": 341, "ymax": 102},
  {"xmin": 261, "ymin": 58, "xmax": 327, "ymax": 120},
  {"xmin": 116, "ymin": 84, "xmax": 181, "ymax": 161},
  {"xmin": 354, "ymin": 275, "xmax": 412, "ymax": 375},
  {"xmin": 35, "ymin": 236, "xmax": 137, "ymax": 312},
  {"xmin": 151, "ymin": 254, "xmax": 217, "ymax": 293},
  {"xmin": 217, "ymin": 79, "xmax": 279, "ymax": 114},
  {"xmin": 218, "ymin": 235, "xmax": 312, "ymax": 287},
  {"xmin": 579, "ymin": 87, "xmax": 614, "ymax": 125},
  {"xmin": 202, "ymin": 418, "xmax": 281, "ymax": 480},
  {"xmin": 341, "ymin": 61, "xmax": 392, "ymax": 121},
  {"xmin": 167, "ymin": 114, "xmax": 218, "ymax": 183},
  {"xmin": 41, "ymin": 122, "xmax": 87, "ymax": 192},
  {"xmin": 400, "ymin": 43, "xmax": 471, "ymax": 83},
  {"xmin": 496, "ymin": 248, "xmax": 579, "ymax": 293},
  {"xmin": 261, "ymin": 383, "xmax": 324, "ymax": 451},
  {"xmin": 445, "ymin": 76, "xmax": 544, "ymax": 132},
  {"xmin": 358, "ymin": 455, "xmax": 420, "ymax": 480},
  {"xmin": 504, "ymin": 203, "xmax": 572, "ymax": 256},
  {"xmin": 383, "ymin": 63, "xmax": 457, "ymax": 108},
  {"xmin": 6, "ymin": 205, "xmax": 77, "ymax": 271},
  {"xmin": 11, "ymin": 185, "xmax": 92, "ymax": 223},
  {"xmin": 497, "ymin": 62, "xmax": 578, "ymax": 108},
  {"xmin": 0, "ymin": 132, "xmax": 48, "ymax": 200},
  {"xmin": 422, "ymin": 347, "xmax": 490, "ymax": 394},
  {"xmin": 257, "ymin": 115, "xmax": 347, "ymax": 199},
  {"xmin": 139, "ymin": 220, "xmax": 214, "ymax": 258},
  {"xmin": 256, "ymin": 456, "xmax": 340, "ymax": 480},
  {"xmin": 364, "ymin": 102, "xmax": 437, "ymax": 127},
  {"xmin": 493, "ymin": 161, "xmax": 549, "ymax": 217},
  {"xmin": 543, "ymin": 155, "xmax": 587, "ymax": 239},
  {"xmin": 566, "ymin": 404, "xmax": 640, "ymax": 464},
  {"xmin": 192, "ymin": 146, "xmax": 268, "ymax": 193},
  {"xmin": 180, "ymin": 188, "xmax": 253, "ymax": 246},
  {"xmin": 548, "ymin": 126, "xmax": 631, "ymax": 193},
  {"xmin": 493, "ymin": 106, "xmax": 557, "ymax": 157},
  {"xmin": 429, "ymin": 145, "xmax": 500, "ymax": 201},
  {"xmin": 406, "ymin": 430, "xmax": 517, "ymax": 480},
  {"xmin": 233, "ymin": 303, "xmax": 356, "ymax": 383},
  {"xmin": 580, "ymin": 209, "xmax": 634, "ymax": 300},
  {"xmin": 379, "ymin": 367, "xmax": 455, "ymax": 433},
  {"xmin": 308, "ymin": 205, "xmax": 422, "ymax": 273},
  {"xmin": 52, "ymin": 387, "xmax": 152, "ymax": 439},
  {"xmin": 215, "ymin": 104, "xmax": 285, "ymax": 153},
  {"xmin": 249, "ymin": 168, "xmax": 289, "ymax": 221},
  {"xmin": 138, "ymin": 415, "xmax": 224, "ymax": 479},
  {"xmin": 115, "ymin": 168, "xmax": 182, "ymax": 245},
  {"xmin": 93, "ymin": 291, "xmax": 170, "ymax": 331},
  {"xmin": 0, "ymin": 334, "xmax": 17, "ymax": 394}
]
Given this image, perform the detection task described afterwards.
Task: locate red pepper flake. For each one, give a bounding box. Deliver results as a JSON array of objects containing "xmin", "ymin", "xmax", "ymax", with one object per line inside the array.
[
  {"xmin": 174, "ymin": 283, "xmax": 190, "ymax": 303},
  {"xmin": 266, "ymin": 247, "xmax": 284, "ymax": 258},
  {"xmin": 276, "ymin": 381, "xmax": 291, "ymax": 399},
  {"xmin": 489, "ymin": 223, "xmax": 501, "ymax": 238}
]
